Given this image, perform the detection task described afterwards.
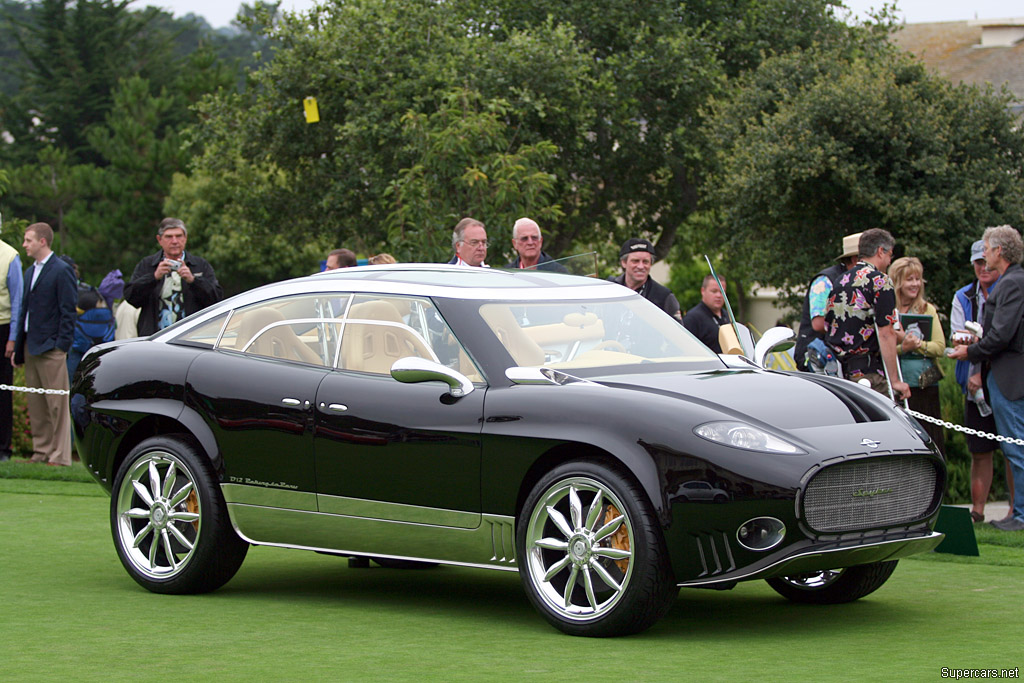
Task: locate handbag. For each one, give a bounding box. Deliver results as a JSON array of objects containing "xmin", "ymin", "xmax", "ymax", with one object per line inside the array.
[{"xmin": 917, "ymin": 359, "xmax": 943, "ymax": 388}]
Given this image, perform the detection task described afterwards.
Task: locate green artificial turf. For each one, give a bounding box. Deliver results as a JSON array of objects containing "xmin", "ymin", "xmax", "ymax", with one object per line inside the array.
[
  {"xmin": 2, "ymin": 483, "xmax": 1022, "ymax": 681},
  {"xmin": 0, "ymin": 456, "xmax": 96, "ymax": 483}
]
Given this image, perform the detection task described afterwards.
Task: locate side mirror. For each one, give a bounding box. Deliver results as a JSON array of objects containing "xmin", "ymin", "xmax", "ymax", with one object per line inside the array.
[
  {"xmin": 753, "ymin": 326, "xmax": 796, "ymax": 368},
  {"xmin": 391, "ymin": 357, "xmax": 475, "ymax": 398}
]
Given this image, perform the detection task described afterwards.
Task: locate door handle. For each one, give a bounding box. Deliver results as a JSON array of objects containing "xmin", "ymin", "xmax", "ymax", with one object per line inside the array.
[
  {"xmin": 318, "ymin": 402, "xmax": 348, "ymax": 413},
  {"xmin": 281, "ymin": 398, "xmax": 301, "ymax": 406}
]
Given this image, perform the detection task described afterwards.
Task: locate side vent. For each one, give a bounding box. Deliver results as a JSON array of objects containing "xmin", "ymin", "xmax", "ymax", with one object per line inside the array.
[
  {"xmin": 488, "ymin": 518, "xmax": 517, "ymax": 564},
  {"xmin": 694, "ymin": 532, "xmax": 736, "ymax": 577}
]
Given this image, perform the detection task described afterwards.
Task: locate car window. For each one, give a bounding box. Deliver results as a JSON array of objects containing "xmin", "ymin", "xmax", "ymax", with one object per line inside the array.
[
  {"xmin": 341, "ymin": 295, "xmax": 480, "ymax": 380},
  {"xmin": 478, "ymin": 297, "xmax": 718, "ymax": 369},
  {"xmin": 216, "ymin": 294, "xmax": 349, "ymax": 367},
  {"xmin": 174, "ymin": 313, "xmax": 228, "ymax": 347}
]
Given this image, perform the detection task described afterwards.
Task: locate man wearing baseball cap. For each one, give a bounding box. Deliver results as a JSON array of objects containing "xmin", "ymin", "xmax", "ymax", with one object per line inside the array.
[
  {"xmin": 950, "ymin": 238, "xmax": 1006, "ymax": 523},
  {"xmin": 793, "ymin": 231, "xmax": 862, "ymax": 371},
  {"xmin": 610, "ymin": 238, "xmax": 681, "ymax": 320}
]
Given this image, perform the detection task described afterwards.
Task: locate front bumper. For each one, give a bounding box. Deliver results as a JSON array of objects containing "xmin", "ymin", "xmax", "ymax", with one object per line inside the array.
[{"xmin": 677, "ymin": 529, "xmax": 943, "ymax": 587}]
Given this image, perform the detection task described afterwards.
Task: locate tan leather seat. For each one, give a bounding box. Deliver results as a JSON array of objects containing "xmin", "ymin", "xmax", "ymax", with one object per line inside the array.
[
  {"xmin": 342, "ymin": 300, "xmax": 435, "ymax": 374},
  {"xmin": 237, "ymin": 307, "xmax": 324, "ymax": 365},
  {"xmin": 479, "ymin": 305, "xmax": 545, "ymax": 366}
]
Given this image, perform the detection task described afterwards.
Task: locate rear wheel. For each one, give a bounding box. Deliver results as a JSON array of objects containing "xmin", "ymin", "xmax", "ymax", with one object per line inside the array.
[
  {"xmin": 111, "ymin": 435, "xmax": 248, "ymax": 594},
  {"xmin": 517, "ymin": 460, "xmax": 677, "ymax": 637},
  {"xmin": 766, "ymin": 561, "xmax": 898, "ymax": 604}
]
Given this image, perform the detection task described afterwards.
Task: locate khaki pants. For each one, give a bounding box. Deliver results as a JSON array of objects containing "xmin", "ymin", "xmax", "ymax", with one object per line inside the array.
[{"xmin": 24, "ymin": 348, "xmax": 72, "ymax": 466}]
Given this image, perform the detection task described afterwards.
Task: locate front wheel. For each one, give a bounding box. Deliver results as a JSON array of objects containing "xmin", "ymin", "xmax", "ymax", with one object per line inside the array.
[
  {"xmin": 111, "ymin": 435, "xmax": 248, "ymax": 594},
  {"xmin": 765, "ymin": 561, "xmax": 898, "ymax": 604},
  {"xmin": 517, "ymin": 459, "xmax": 677, "ymax": 637}
]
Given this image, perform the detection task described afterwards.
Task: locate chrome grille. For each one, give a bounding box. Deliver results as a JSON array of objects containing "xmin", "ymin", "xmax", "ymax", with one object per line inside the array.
[{"xmin": 802, "ymin": 456, "xmax": 937, "ymax": 533}]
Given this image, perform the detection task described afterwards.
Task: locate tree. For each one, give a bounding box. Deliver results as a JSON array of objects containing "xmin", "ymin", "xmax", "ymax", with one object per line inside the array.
[
  {"xmin": 175, "ymin": 0, "xmax": 871, "ymax": 290},
  {"xmin": 173, "ymin": 0, "xmax": 597, "ymax": 284},
  {"xmin": 63, "ymin": 76, "xmax": 191, "ymax": 281},
  {"xmin": 0, "ymin": 0, "xmax": 181, "ymax": 165},
  {"xmin": 384, "ymin": 89, "xmax": 562, "ymax": 263},
  {"xmin": 7, "ymin": 145, "xmax": 90, "ymax": 249},
  {"xmin": 700, "ymin": 46, "xmax": 1024, "ymax": 310}
]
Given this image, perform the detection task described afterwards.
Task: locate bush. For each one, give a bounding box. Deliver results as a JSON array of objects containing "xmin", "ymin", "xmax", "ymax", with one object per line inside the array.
[{"xmin": 11, "ymin": 365, "xmax": 33, "ymax": 456}]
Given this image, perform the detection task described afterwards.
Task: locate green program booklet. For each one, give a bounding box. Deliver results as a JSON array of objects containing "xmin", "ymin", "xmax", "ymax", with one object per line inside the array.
[{"xmin": 899, "ymin": 312, "xmax": 932, "ymax": 341}]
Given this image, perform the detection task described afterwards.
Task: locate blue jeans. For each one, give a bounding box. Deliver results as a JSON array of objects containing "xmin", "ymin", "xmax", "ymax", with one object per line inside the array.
[{"xmin": 986, "ymin": 375, "xmax": 1024, "ymax": 522}]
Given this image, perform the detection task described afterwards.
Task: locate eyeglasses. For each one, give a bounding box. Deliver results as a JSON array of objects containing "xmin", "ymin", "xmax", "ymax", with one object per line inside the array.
[
  {"xmin": 463, "ymin": 239, "xmax": 489, "ymax": 248},
  {"xmin": 516, "ymin": 235, "xmax": 541, "ymax": 243}
]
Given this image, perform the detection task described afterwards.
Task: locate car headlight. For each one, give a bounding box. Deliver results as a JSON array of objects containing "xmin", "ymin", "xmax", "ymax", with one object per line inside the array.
[{"xmin": 694, "ymin": 421, "xmax": 804, "ymax": 454}]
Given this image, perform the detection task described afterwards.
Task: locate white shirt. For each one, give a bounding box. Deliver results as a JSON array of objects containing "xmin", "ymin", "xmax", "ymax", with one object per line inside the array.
[
  {"xmin": 25, "ymin": 251, "xmax": 54, "ymax": 331},
  {"xmin": 453, "ymin": 256, "xmax": 489, "ymax": 268}
]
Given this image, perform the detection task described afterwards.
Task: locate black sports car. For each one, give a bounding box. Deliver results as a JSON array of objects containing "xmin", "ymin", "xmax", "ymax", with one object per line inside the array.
[{"xmin": 72, "ymin": 265, "xmax": 945, "ymax": 636}]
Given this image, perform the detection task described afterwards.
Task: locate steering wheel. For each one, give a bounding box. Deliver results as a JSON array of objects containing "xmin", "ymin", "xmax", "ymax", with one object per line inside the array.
[{"xmin": 592, "ymin": 340, "xmax": 627, "ymax": 353}]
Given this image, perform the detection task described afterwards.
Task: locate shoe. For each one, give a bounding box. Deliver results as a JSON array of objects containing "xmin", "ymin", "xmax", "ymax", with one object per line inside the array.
[
  {"xmin": 989, "ymin": 517, "xmax": 1024, "ymax": 532},
  {"xmin": 970, "ymin": 510, "xmax": 985, "ymax": 523},
  {"xmin": 45, "ymin": 462, "xmax": 68, "ymax": 467}
]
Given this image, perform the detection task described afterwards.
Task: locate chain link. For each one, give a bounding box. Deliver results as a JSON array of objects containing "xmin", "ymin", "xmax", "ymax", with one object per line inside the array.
[
  {"xmin": 0, "ymin": 383, "xmax": 70, "ymax": 396},
  {"xmin": 906, "ymin": 407, "xmax": 1024, "ymax": 447}
]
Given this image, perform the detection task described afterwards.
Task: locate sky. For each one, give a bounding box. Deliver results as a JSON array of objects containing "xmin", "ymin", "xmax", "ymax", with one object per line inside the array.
[{"xmin": 149, "ymin": 0, "xmax": 1021, "ymax": 29}]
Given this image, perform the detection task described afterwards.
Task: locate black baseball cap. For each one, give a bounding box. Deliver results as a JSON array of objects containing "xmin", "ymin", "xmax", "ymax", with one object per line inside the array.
[{"xmin": 619, "ymin": 238, "xmax": 656, "ymax": 258}]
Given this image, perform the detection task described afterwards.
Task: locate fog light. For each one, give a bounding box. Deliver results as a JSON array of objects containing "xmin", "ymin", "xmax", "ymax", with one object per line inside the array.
[{"xmin": 736, "ymin": 517, "xmax": 786, "ymax": 551}]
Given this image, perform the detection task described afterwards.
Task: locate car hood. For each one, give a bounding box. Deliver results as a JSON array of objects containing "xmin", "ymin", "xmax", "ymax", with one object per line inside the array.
[{"xmin": 589, "ymin": 368, "xmax": 899, "ymax": 431}]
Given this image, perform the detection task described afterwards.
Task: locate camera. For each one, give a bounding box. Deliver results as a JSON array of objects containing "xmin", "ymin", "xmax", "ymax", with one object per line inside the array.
[{"xmin": 166, "ymin": 259, "xmax": 182, "ymax": 272}]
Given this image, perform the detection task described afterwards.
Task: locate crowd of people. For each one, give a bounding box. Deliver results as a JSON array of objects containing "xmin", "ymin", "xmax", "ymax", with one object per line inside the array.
[
  {"xmin": 0, "ymin": 218, "xmax": 223, "ymax": 468},
  {"xmin": 793, "ymin": 227, "xmax": 1024, "ymax": 532},
  {"xmin": 1, "ymin": 214, "xmax": 1022, "ymax": 533}
]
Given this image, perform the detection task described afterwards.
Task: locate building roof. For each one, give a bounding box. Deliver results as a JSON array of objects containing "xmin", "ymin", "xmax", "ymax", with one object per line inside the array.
[{"xmin": 891, "ymin": 19, "xmax": 1024, "ymax": 114}]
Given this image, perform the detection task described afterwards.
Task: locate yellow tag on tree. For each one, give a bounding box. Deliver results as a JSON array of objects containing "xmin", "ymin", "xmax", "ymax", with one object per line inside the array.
[{"xmin": 303, "ymin": 97, "xmax": 320, "ymax": 124}]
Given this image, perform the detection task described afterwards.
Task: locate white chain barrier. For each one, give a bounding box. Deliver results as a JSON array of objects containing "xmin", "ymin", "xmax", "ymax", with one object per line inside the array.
[
  {"xmin": 906, "ymin": 407, "xmax": 1024, "ymax": 447},
  {"xmin": 0, "ymin": 383, "xmax": 70, "ymax": 396}
]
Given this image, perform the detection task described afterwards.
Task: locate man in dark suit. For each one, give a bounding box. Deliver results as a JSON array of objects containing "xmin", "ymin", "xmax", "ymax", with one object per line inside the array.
[
  {"xmin": 951, "ymin": 225, "xmax": 1024, "ymax": 531},
  {"xmin": 13, "ymin": 223, "xmax": 77, "ymax": 466}
]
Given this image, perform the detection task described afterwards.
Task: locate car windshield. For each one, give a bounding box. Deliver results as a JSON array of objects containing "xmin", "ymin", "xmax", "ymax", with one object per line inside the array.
[{"xmin": 477, "ymin": 296, "xmax": 721, "ymax": 370}]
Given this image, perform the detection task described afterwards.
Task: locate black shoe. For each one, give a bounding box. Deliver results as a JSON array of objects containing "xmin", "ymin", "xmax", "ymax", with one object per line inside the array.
[{"xmin": 989, "ymin": 517, "xmax": 1024, "ymax": 531}]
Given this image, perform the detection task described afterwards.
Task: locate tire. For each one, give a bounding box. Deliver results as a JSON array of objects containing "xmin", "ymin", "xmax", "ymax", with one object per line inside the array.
[
  {"xmin": 111, "ymin": 435, "xmax": 248, "ymax": 594},
  {"xmin": 371, "ymin": 557, "xmax": 439, "ymax": 570},
  {"xmin": 765, "ymin": 560, "xmax": 898, "ymax": 604},
  {"xmin": 516, "ymin": 459, "xmax": 678, "ymax": 637}
]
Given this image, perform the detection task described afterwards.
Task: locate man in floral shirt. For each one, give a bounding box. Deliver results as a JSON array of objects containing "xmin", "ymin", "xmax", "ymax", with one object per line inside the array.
[{"xmin": 824, "ymin": 228, "xmax": 911, "ymax": 400}]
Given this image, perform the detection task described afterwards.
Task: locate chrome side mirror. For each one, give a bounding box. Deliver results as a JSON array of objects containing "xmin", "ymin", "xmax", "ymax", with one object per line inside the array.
[
  {"xmin": 391, "ymin": 357, "xmax": 475, "ymax": 397},
  {"xmin": 753, "ymin": 326, "xmax": 796, "ymax": 368}
]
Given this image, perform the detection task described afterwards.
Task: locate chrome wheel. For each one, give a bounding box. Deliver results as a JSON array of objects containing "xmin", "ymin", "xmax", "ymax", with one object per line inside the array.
[
  {"xmin": 524, "ymin": 476, "xmax": 635, "ymax": 622},
  {"xmin": 778, "ymin": 568, "xmax": 844, "ymax": 590},
  {"xmin": 114, "ymin": 451, "xmax": 201, "ymax": 580}
]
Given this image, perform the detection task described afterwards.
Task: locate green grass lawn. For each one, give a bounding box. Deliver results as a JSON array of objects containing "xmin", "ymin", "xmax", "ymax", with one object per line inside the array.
[{"xmin": 2, "ymin": 479, "xmax": 1022, "ymax": 681}]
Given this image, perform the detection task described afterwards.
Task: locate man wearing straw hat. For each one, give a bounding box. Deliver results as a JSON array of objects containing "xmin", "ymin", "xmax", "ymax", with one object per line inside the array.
[
  {"xmin": 824, "ymin": 228, "xmax": 910, "ymax": 400},
  {"xmin": 793, "ymin": 232, "xmax": 861, "ymax": 371}
]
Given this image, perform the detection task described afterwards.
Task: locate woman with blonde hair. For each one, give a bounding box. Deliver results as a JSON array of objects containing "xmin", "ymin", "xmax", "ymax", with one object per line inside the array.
[{"xmin": 890, "ymin": 256, "xmax": 946, "ymax": 452}]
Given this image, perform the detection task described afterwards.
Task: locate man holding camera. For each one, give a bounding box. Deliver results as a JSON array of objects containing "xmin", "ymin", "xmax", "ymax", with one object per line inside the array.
[{"xmin": 124, "ymin": 218, "xmax": 223, "ymax": 337}]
